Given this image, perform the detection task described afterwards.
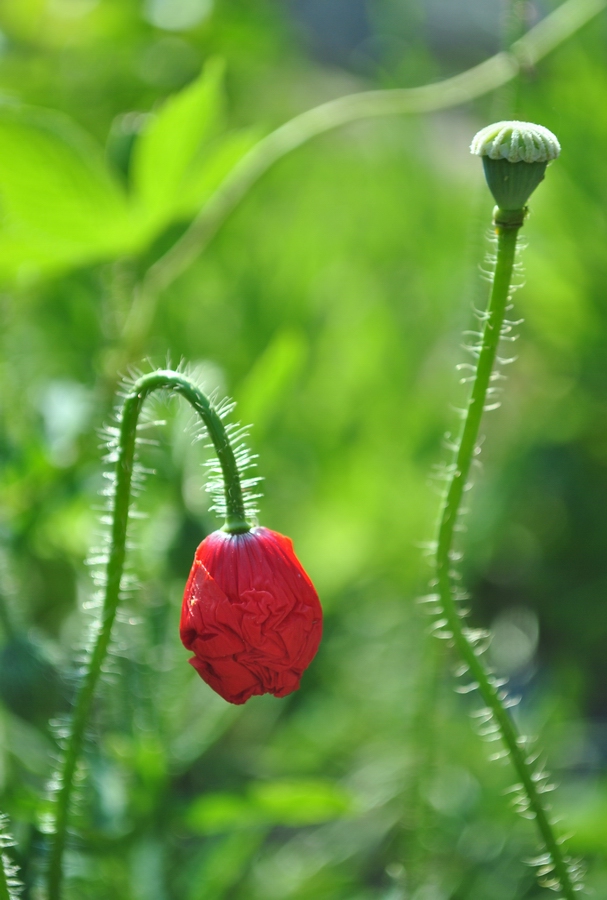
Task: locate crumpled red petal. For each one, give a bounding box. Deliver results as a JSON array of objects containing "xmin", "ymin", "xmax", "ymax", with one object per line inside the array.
[{"xmin": 180, "ymin": 527, "xmax": 322, "ymax": 704}]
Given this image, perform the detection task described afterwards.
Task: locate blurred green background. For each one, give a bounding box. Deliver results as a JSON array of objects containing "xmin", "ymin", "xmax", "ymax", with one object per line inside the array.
[{"xmin": 0, "ymin": 0, "xmax": 606, "ymax": 897}]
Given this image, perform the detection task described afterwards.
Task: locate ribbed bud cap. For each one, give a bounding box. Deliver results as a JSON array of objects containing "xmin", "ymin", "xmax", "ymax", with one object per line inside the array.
[
  {"xmin": 470, "ymin": 121, "xmax": 560, "ymax": 163},
  {"xmin": 471, "ymin": 121, "xmax": 560, "ymax": 210}
]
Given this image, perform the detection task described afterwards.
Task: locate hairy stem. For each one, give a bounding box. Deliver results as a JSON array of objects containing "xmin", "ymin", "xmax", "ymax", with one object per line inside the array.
[
  {"xmin": 0, "ymin": 858, "xmax": 10, "ymax": 900},
  {"xmin": 0, "ymin": 815, "xmax": 19, "ymax": 900},
  {"xmin": 434, "ymin": 209, "xmax": 576, "ymax": 898},
  {"xmin": 121, "ymin": 0, "xmax": 605, "ymax": 360},
  {"xmin": 46, "ymin": 370, "xmax": 249, "ymax": 900}
]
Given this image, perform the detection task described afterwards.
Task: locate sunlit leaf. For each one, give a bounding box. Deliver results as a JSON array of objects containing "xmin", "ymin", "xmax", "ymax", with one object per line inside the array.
[
  {"xmin": 131, "ymin": 57, "xmax": 225, "ymax": 228},
  {"xmin": 250, "ymin": 779, "xmax": 353, "ymax": 826},
  {"xmin": 186, "ymin": 793, "xmax": 262, "ymax": 833},
  {"xmin": 186, "ymin": 779, "xmax": 354, "ymax": 834},
  {"xmin": 0, "ymin": 104, "xmax": 133, "ymax": 280}
]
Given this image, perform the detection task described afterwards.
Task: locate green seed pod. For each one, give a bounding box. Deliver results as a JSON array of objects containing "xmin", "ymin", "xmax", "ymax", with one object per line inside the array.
[{"xmin": 470, "ymin": 121, "xmax": 560, "ymax": 210}]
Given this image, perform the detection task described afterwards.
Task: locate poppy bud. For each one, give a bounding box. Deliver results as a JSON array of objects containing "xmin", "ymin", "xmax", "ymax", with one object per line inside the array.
[
  {"xmin": 470, "ymin": 120, "xmax": 560, "ymax": 211},
  {"xmin": 180, "ymin": 527, "xmax": 322, "ymax": 704}
]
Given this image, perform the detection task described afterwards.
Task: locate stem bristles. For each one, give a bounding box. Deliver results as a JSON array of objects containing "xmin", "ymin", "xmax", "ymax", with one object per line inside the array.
[
  {"xmin": 430, "ymin": 212, "xmax": 582, "ymax": 898},
  {"xmin": 44, "ymin": 368, "xmax": 258, "ymax": 900}
]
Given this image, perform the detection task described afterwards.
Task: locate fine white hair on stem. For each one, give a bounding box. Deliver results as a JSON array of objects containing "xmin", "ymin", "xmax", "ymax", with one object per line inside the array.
[
  {"xmin": 0, "ymin": 814, "xmax": 22, "ymax": 899},
  {"xmin": 420, "ymin": 184, "xmax": 583, "ymax": 897},
  {"xmin": 45, "ymin": 362, "xmax": 264, "ymax": 897}
]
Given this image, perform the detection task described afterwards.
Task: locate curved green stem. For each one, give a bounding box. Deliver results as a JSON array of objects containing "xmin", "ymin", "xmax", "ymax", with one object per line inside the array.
[
  {"xmin": 434, "ymin": 209, "xmax": 577, "ymax": 898},
  {"xmin": 492, "ymin": 0, "xmax": 527, "ymax": 120},
  {"xmin": 46, "ymin": 370, "xmax": 249, "ymax": 900},
  {"xmin": 121, "ymin": 0, "xmax": 605, "ymax": 360}
]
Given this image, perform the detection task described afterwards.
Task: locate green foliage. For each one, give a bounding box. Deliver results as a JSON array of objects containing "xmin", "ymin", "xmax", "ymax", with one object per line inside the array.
[
  {"xmin": 0, "ymin": 1, "xmax": 607, "ymax": 898},
  {"xmin": 187, "ymin": 779, "xmax": 354, "ymax": 833},
  {"xmin": 132, "ymin": 58, "xmax": 228, "ymax": 226},
  {"xmin": 0, "ymin": 60, "xmax": 255, "ymax": 281},
  {"xmin": 0, "ymin": 106, "xmax": 132, "ymax": 278}
]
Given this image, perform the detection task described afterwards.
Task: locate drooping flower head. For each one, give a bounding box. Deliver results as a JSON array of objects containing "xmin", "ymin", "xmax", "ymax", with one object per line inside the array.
[{"xmin": 180, "ymin": 527, "xmax": 322, "ymax": 704}]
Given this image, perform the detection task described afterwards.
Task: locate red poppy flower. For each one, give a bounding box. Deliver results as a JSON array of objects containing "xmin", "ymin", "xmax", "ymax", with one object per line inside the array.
[{"xmin": 180, "ymin": 527, "xmax": 322, "ymax": 704}]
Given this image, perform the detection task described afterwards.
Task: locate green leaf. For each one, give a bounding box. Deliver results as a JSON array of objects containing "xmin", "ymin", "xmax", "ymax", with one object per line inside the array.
[
  {"xmin": 250, "ymin": 779, "xmax": 353, "ymax": 826},
  {"xmin": 0, "ymin": 105, "xmax": 133, "ymax": 280},
  {"xmin": 186, "ymin": 793, "xmax": 262, "ymax": 834},
  {"xmin": 131, "ymin": 57, "xmax": 225, "ymax": 227},
  {"xmin": 186, "ymin": 779, "xmax": 354, "ymax": 834}
]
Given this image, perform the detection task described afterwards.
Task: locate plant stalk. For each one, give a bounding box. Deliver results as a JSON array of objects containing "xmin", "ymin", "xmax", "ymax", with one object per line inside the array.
[
  {"xmin": 46, "ymin": 371, "xmax": 249, "ymax": 900},
  {"xmin": 0, "ymin": 858, "xmax": 11, "ymax": 900},
  {"xmin": 0, "ymin": 815, "xmax": 19, "ymax": 900},
  {"xmin": 434, "ymin": 209, "xmax": 576, "ymax": 899}
]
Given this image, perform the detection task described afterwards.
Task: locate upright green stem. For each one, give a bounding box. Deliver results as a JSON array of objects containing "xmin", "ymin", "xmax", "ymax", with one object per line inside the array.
[
  {"xmin": 46, "ymin": 371, "xmax": 249, "ymax": 900},
  {"xmin": 437, "ymin": 212, "xmax": 519, "ymax": 565},
  {"xmin": 434, "ymin": 209, "xmax": 577, "ymax": 899}
]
